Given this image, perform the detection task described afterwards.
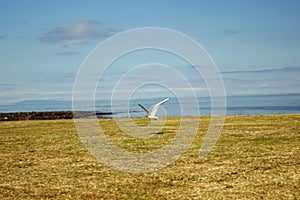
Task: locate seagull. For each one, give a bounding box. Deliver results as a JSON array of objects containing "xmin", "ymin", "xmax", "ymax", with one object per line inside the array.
[{"xmin": 137, "ymin": 98, "xmax": 170, "ymax": 120}]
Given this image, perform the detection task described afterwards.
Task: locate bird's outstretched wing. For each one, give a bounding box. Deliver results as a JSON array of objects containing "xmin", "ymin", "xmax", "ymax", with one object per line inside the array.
[
  {"xmin": 150, "ymin": 98, "xmax": 170, "ymax": 116},
  {"xmin": 137, "ymin": 103, "xmax": 150, "ymax": 115}
]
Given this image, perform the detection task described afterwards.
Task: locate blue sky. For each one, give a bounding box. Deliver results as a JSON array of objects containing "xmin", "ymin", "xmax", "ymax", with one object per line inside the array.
[{"xmin": 1, "ymin": 0, "xmax": 300, "ymax": 104}]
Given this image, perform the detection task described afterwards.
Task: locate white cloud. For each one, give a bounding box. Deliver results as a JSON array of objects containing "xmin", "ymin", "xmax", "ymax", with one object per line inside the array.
[{"xmin": 39, "ymin": 20, "xmax": 116, "ymax": 44}]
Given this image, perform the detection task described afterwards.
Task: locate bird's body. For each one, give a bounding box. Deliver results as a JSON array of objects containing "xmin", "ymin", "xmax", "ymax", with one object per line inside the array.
[{"xmin": 137, "ymin": 98, "xmax": 170, "ymax": 120}]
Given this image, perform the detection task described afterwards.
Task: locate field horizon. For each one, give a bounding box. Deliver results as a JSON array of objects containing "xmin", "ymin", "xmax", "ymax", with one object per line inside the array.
[{"xmin": 0, "ymin": 114, "xmax": 299, "ymax": 199}]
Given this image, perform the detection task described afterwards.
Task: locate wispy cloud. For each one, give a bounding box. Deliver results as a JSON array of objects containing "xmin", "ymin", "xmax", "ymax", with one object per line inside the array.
[
  {"xmin": 34, "ymin": 71, "xmax": 76, "ymax": 84},
  {"xmin": 39, "ymin": 20, "xmax": 116, "ymax": 44},
  {"xmin": 0, "ymin": 36, "xmax": 5, "ymax": 40},
  {"xmin": 0, "ymin": 83, "xmax": 17, "ymax": 91},
  {"xmin": 56, "ymin": 51, "xmax": 80, "ymax": 56},
  {"xmin": 0, "ymin": 83, "xmax": 16, "ymax": 87},
  {"xmin": 222, "ymin": 66, "xmax": 300, "ymax": 74},
  {"xmin": 61, "ymin": 44, "xmax": 70, "ymax": 48},
  {"xmin": 222, "ymin": 66, "xmax": 300, "ymax": 95},
  {"xmin": 223, "ymin": 29, "xmax": 241, "ymax": 36}
]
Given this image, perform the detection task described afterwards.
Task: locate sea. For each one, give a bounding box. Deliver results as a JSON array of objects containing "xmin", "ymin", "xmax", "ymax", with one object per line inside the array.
[{"xmin": 1, "ymin": 93, "xmax": 300, "ymax": 118}]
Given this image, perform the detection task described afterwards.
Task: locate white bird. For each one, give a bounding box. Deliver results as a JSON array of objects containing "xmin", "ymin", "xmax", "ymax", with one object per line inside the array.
[{"xmin": 137, "ymin": 98, "xmax": 170, "ymax": 120}]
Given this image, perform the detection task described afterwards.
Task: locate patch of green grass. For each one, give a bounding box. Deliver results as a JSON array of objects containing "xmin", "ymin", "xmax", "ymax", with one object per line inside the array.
[{"xmin": 0, "ymin": 114, "xmax": 299, "ymax": 199}]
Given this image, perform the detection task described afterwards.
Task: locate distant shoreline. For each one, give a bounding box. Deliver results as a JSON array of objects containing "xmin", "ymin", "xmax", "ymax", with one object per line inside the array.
[
  {"xmin": 1, "ymin": 111, "xmax": 299, "ymax": 121},
  {"xmin": 0, "ymin": 111, "xmax": 116, "ymax": 121}
]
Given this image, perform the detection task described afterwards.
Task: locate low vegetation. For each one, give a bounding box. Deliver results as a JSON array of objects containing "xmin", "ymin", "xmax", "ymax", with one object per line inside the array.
[{"xmin": 0, "ymin": 114, "xmax": 299, "ymax": 199}]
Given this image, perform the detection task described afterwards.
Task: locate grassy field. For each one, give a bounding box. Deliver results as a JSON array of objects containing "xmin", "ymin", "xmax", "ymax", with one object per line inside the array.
[{"xmin": 0, "ymin": 114, "xmax": 299, "ymax": 199}]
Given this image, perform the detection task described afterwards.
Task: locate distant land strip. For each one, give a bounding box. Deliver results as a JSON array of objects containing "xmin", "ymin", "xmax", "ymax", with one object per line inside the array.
[{"xmin": 0, "ymin": 111, "xmax": 114, "ymax": 121}]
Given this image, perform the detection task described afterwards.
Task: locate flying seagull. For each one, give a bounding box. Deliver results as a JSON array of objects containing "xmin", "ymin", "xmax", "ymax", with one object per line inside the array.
[{"xmin": 137, "ymin": 98, "xmax": 170, "ymax": 120}]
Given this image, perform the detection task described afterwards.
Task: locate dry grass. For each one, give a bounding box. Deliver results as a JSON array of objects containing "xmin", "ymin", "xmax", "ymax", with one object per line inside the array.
[{"xmin": 0, "ymin": 114, "xmax": 299, "ymax": 199}]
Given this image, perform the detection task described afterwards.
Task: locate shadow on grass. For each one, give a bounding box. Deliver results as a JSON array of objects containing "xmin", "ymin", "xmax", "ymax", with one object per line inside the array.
[{"xmin": 149, "ymin": 131, "xmax": 174, "ymax": 135}]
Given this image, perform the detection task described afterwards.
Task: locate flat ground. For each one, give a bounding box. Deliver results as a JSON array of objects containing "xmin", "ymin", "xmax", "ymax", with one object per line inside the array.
[{"xmin": 0, "ymin": 114, "xmax": 299, "ymax": 199}]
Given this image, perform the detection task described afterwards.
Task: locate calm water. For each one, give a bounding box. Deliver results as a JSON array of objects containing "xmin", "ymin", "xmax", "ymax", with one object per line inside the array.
[{"xmin": 1, "ymin": 94, "xmax": 300, "ymax": 117}]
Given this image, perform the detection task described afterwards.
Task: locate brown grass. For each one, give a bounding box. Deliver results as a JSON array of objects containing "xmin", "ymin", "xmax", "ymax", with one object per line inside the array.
[{"xmin": 0, "ymin": 114, "xmax": 299, "ymax": 199}]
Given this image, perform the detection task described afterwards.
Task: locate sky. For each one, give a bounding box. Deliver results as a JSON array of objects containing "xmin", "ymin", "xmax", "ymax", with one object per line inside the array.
[{"xmin": 1, "ymin": 0, "xmax": 300, "ymax": 104}]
